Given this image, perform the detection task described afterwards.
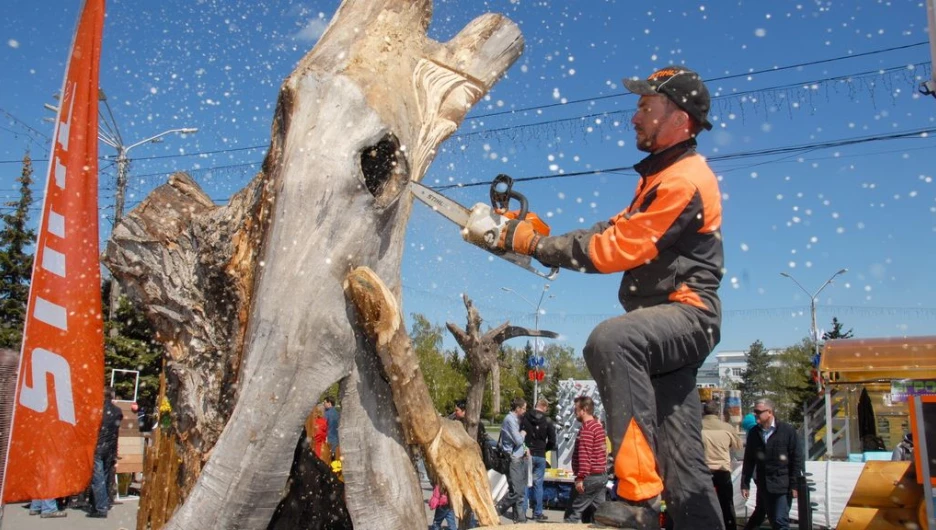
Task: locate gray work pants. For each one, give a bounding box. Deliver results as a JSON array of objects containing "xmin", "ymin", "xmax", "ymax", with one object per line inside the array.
[
  {"xmin": 564, "ymin": 474, "xmax": 608, "ymax": 523},
  {"xmin": 502, "ymin": 456, "xmax": 528, "ymax": 523},
  {"xmin": 584, "ymin": 302, "xmax": 725, "ymax": 530}
]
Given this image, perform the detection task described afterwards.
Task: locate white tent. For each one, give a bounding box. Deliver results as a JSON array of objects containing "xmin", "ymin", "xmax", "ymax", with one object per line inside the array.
[{"xmin": 733, "ymin": 461, "xmax": 866, "ymax": 529}]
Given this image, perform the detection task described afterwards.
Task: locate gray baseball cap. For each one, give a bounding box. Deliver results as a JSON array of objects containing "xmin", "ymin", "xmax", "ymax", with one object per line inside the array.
[{"xmin": 623, "ymin": 66, "xmax": 713, "ymax": 130}]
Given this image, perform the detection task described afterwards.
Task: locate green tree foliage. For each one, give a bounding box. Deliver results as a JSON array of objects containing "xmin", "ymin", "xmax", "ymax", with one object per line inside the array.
[
  {"xmin": 719, "ymin": 372, "xmax": 738, "ymax": 390},
  {"xmin": 104, "ymin": 289, "xmax": 163, "ymax": 418},
  {"xmin": 542, "ymin": 342, "xmax": 590, "ymax": 415},
  {"xmin": 410, "ymin": 314, "xmax": 467, "ymax": 413},
  {"xmin": 518, "ymin": 341, "xmax": 536, "ymax": 403},
  {"xmin": 498, "ymin": 344, "xmax": 527, "ymax": 415},
  {"xmin": 0, "ymin": 153, "xmax": 35, "ymax": 349},
  {"xmin": 822, "ymin": 317, "xmax": 854, "ymax": 340},
  {"xmin": 498, "ymin": 341, "xmax": 589, "ymax": 418},
  {"xmin": 739, "ymin": 340, "xmax": 772, "ymax": 411},
  {"xmin": 768, "ymin": 338, "xmax": 816, "ymax": 427},
  {"xmin": 408, "ymin": 314, "xmax": 591, "ymax": 422}
]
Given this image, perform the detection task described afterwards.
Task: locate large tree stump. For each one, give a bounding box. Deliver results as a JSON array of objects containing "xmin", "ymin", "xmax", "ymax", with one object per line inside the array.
[
  {"xmin": 446, "ymin": 294, "xmax": 558, "ymax": 440},
  {"xmin": 102, "ymin": 1, "xmax": 523, "ymax": 528}
]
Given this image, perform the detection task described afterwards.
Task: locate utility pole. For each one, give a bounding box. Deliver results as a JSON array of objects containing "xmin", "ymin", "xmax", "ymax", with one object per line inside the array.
[
  {"xmin": 108, "ymin": 128, "xmax": 198, "ymax": 231},
  {"xmin": 501, "ymin": 284, "xmax": 553, "ymax": 404},
  {"xmin": 46, "ymin": 91, "xmax": 198, "ymax": 320},
  {"xmin": 923, "ymin": 0, "xmax": 936, "ymax": 97}
]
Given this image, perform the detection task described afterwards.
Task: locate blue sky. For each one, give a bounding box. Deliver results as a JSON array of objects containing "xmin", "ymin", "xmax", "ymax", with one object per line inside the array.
[{"xmin": 1, "ymin": 0, "xmax": 934, "ymax": 358}]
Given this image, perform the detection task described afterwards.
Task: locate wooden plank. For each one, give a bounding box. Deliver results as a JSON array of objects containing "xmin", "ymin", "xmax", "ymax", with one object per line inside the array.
[
  {"xmin": 847, "ymin": 461, "xmax": 922, "ymax": 509},
  {"xmin": 837, "ymin": 506, "xmax": 921, "ymax": 529},
  {"xmin": 118, "ymin": 436, "xmax": 145, "ymax": 454},
  {"xmin": 116, "ymin": 454, "xmax": 144, "ymax": 473}
]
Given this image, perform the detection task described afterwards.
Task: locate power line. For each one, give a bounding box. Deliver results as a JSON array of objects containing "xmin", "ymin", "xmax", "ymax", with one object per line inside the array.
[
  {"xmin": 103, "ymin": 126, "xmax": 936, "ymax": 205},
  {"xmin": 125, "ymin": 144, "xmax": 265, "ymax": 162},
  {"xmin": 451, "ymin": 62, "xmax": 931, "ymax": 143},
  {"xmin": 129, "ymin": 161, "xmax": 262, "ymax": 181},
  {"xmin": 469, "ymin": 41, "xmax": 929, "ymax": 120},
  {"xmin": 0, "ymin": 107, "xmax": 51, "ymax": 143},
  {"xmin": 4, "ymin": 123, "xmax": 933, "ymax": 197},
  {"xmin": 436, "ymin": 126, "xmax": 936, "ymax": 190},
  {"xmin": 0, "ymin": 59, "xmax": 929, "ymax": 167}
]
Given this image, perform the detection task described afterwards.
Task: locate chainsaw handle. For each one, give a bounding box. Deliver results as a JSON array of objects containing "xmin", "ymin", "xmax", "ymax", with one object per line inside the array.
[{"xmin": 490, "ymin": 174, "xmax": 529, "ymax": 220}]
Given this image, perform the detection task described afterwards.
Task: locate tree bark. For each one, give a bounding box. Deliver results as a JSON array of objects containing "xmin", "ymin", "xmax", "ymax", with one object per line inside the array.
[
  {"xmin": 446, "ymin": 294, "xmax": 558, "ymax": 440},
  {"xmin": 102, "ymin": 1, "xmax": 522, "ymax": 528},
  {"xmin": 344, "ymin": 267, "xmax": 498, "ymax": 527}
]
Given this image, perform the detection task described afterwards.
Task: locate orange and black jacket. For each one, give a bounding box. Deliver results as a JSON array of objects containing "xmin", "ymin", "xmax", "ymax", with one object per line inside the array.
[{"xmin": 535, "ymin": 139, "xmax": 723, "ymax": 314}]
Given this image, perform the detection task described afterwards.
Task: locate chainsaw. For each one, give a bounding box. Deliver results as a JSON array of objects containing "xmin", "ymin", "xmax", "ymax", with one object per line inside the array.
[{"xmin": 410, "ymin": 174, "xmax": 559, "ymax": 280}]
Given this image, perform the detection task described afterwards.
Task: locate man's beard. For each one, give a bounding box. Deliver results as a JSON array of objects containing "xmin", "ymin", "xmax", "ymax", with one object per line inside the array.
[{"xmin": 635, "ymin": 128, "xmax": 658, "ymax": 153}]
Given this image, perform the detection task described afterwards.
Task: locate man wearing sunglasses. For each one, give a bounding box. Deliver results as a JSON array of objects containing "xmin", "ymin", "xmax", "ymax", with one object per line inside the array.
[{"xmin": 740, "ymin": 398, "xmax": 804, "ymax": 530}]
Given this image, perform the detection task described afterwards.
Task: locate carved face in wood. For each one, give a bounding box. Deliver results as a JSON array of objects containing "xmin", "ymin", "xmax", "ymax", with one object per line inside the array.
[{"xmin": 277, "ymin": 1, "xmax": 522, "ymax": 215}]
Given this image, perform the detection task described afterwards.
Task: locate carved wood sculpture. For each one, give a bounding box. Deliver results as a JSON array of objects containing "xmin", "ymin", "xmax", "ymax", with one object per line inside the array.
[
  {"xmin": 101, "ymin": 1, "xmax": 523, "ymax": 528},
  {"xmin": 344, "ymin": 267, "xmax": 498, "ymax": 527},
  {"xmin": 446, "ymin": 294, "xmax": 559, "ymax": 440}
]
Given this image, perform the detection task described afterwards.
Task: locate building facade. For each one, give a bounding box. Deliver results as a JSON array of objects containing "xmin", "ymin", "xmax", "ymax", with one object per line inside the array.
[{"xmin": 697, "ymin": 348, "xmax": 783, "ymax": 388}]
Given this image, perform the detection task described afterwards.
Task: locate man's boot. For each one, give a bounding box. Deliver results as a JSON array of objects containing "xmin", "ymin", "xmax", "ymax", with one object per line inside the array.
[{"xmin": 593, "ymin": 495, "xmax": 661, "ymax": 529}]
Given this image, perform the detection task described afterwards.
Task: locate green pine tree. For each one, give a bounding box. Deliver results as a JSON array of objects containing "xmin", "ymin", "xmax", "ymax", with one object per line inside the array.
[
  {"xmin": 104, "ymin": 289, "xmax": 163, "ymax": 418},
  {"xmin": 542, "ymin": 343, "xmax": 589, "ymax": 416},
  {"xmin": 0, "ymin": 152, "xmax": 36, "ymax": 349},
  {"xmin": 822, "ymin": 317, "xmax": 854, "ymax": 340},
  {"xmin": 739, "ymin": 340, "xmax": 772, "ymax": 411},
  {"xmin": 519, "ymin": 341, "xmax": 536, "ymax": 403}
]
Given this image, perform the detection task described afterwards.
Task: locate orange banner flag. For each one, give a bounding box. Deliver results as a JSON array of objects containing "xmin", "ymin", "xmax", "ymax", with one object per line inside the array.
[{"xmin": 2, "ymin": 0, "xmax": 106, "ymax": 502}]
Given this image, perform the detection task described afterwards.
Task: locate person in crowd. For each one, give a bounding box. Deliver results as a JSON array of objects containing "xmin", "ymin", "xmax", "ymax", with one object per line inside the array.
[
  {"xmin": 891, "ymin": 432, "xmax": 914, "ymax": 461},
  {"xmin": 88, "ymin": 386, "xmax": 123, "ymax": 518},
  {"xmin": 306, "ymin": 403, "xmax": 329, "ymax": 461},
  {"xmin": 497, "ymin": 397, "xmax": 530, "ymax": 524},
  {"xmin": 449, "ymin": 399, "xmax": 467, "ymax": 427},
  {"xmin": 564, "ymin": 396, "xmax": 609, "ymax": 524},
  {"xmin": 476, "ymin": 65, "xmax": 724, "ymax": 529},
  {"xmin": 891, "ymin": 432, "xmax": 913, "ymax": 462},
  {"xmin": 446, "ymin": 399, "xmax": 478, "ymax": 528},
  {"xmin": 702, "ymin": 401, "xmax": 742, "ymax": 530},
  {"xmin": 740, "ymin": 411, "xmax": 767, "ymax": 530},
  {"xmin": 429, "ymin": 483, "xmax": 457, "ymax": 529},
  {"xmin": 741, "ymin": 398, "xmax": 804, "ymax": 530},
  {"xmin": 28, "ymin": 498, "xmax": 65, "ymax": 519},
  {"xmin": 741, "ymin": 412, "xmax": 757, "ymax": 434},
  {"xmin": 522, "ymin": 397, "xmax": 557, "ymax": 521},
  {"xmin": 323, "ymin": 396, "xmax": 340, "ymax": 460}
]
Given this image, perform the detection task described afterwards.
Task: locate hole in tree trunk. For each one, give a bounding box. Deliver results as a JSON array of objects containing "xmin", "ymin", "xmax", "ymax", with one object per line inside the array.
[{"xmin": 360, "ymin": 133, "xmax": 408, "ymax": 208}]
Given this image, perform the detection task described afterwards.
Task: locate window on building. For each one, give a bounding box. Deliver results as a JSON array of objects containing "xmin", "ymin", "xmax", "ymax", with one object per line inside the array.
[{"xmin": 732, "ymin": 368, "xmax": 744, "ymax": 377}]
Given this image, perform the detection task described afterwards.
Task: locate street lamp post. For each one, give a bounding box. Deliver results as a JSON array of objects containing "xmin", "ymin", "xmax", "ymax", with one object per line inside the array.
[
  {"xmin": 779, "ymin": 268, "xmax": 848, "ymax": 365},
  {"xmin": 501, "ymin": 284, "xmax": 552, "ymax": 404},
  {"xmin": 46, "ymin": 93, "xmax": 198, "ymax": 319},
  {"xmin": 107, "ymin": 128, "xmax": 199, "ymax": 229},
  {"xmin": 780, "ymin": 268, "xmax": 847, "ymax": 524},
  {"xmin": 103, "ymin": 127, "xmax": 198, "ymax": 321}
]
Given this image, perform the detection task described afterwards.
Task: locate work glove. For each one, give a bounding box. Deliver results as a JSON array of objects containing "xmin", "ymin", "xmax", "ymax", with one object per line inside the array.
[
  {"xmin": 498, "ymin": 219, "xmax": 541, "ymax": 255},
  {"xmin": 496, "ymin": 210, "xmax": 550, "ymax": 256}
]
